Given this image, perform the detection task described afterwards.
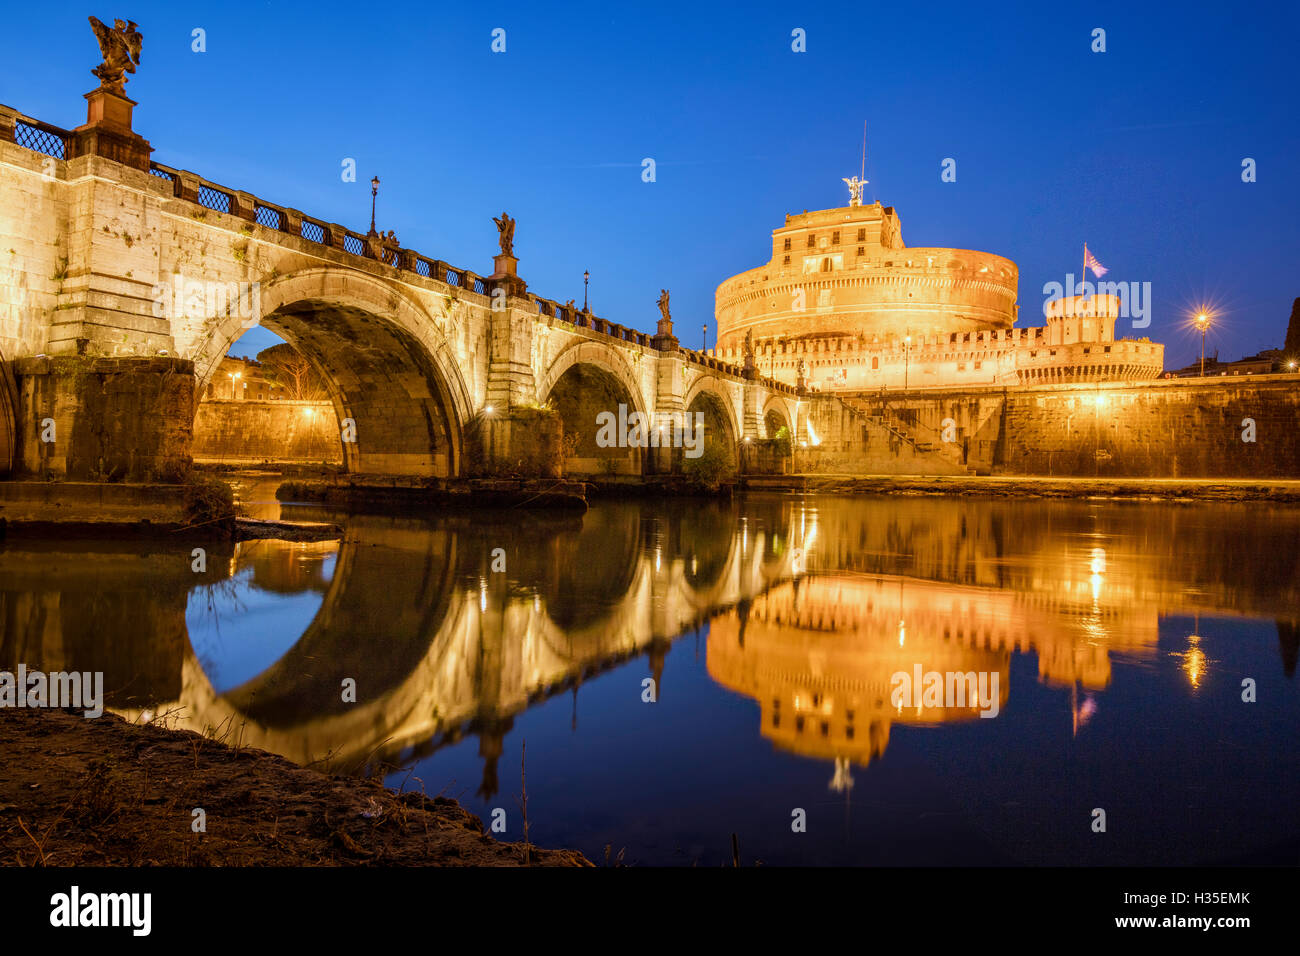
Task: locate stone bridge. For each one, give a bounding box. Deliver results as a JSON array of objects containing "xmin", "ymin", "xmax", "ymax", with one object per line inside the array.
[{"xmin": 0, "ymin": 97, "xmax": 797, "ymax": 479}]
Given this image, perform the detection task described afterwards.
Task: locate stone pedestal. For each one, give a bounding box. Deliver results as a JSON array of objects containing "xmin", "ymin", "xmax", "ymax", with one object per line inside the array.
[
  {"xmin": 489, "ymin": 253, "xmax": 528, "ymax": 297},
  {"xmin": 66, "ymin": 88, "xmax": 153, "ymax": 171}
]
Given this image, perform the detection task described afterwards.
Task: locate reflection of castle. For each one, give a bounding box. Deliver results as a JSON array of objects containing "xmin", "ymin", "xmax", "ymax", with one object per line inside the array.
[
  {"xmin": 707, "ymin": 569, "xmax": 1164, "ymax": 776},
  {"xmin": 713, "ymin": 197, "xmax": 1163, "ymax": 390},
  {"xmin": 708, "ymin": 574, "xmax": 1009, "ymax": 774}
]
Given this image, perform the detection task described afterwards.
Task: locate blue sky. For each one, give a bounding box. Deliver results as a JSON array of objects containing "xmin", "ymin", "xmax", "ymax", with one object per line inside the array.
[{"xmin": 3, "ymin": 0, "xmax": 1296, "ymax": 367}]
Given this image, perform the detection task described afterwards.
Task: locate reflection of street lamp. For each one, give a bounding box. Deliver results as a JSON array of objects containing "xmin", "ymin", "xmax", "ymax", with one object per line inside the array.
[{"xmin": 1195, "ymin": 311, "xmax": 1210, "ymax": 376}]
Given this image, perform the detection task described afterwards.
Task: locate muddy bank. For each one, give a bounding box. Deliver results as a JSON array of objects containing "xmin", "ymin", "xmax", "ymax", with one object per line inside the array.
[
  {"xmin": 278, "ymin": 476, "xmax": 589, "ymax": 511},
  {"xmin": 0, "ymin": 709, "xmax": 590, "ymax": 867}
]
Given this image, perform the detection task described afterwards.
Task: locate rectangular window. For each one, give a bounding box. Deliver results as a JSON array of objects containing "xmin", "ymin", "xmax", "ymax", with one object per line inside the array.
[
  {"xmin": 806, "ymin": 234, "xmax": 815, "ymax": 248},
  {"xmin": 857, "ymin": 228, "xmax": 866, "ymax": 241},
  {"xmin": 831, "ymin": 230, "xmax": 840, "ymax": 244},
  {"xmin": 857, "ymin": 246, "xmax": 864, "ymax": 256},
  {"xmin": 783, "ymin": 255, "xmax": 790, "ymax": 265},
  {"xmin": 783, "ymin": 237, "xmax": 791, "ymax": 251}
]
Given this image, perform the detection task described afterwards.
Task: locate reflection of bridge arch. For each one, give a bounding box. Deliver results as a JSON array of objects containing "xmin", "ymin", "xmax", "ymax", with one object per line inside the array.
[
  {"xmin": 120, "ymin": 510, "xmax": 800, "ymax": 771},
  {"xmin": 191, "ymin": 268, "xmax": 470, "ymax": 476}
]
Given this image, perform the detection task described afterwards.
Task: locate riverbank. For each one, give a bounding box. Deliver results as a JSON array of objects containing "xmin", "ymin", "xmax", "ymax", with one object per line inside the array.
[
  {"xmin": 740, "ymin": 474, "xmax": 1300, "ymax": 502},
  {"xmin": 0, "ymin": 709, "xmax": 590, "ymax": 866},
  {"xmin": 278, "ymin": 475, "xmax": 589, "ymax": 511}
]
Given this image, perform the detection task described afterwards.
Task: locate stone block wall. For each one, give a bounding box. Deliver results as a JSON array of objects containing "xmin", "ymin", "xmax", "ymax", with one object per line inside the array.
[
  {"xmin": 996, "ymin": 376, "xmax": 1300, "ymax": 477},
  {"xmin": 13, "ymin": 355, "xmax": 195, "ymax": 481},
  {"xmin": 192, "ymin": 399, "xmax": 342, "ymax": 464},
  {"xmin": 797, "ymin": 377, "xmax": 1300, "ymax": 478}
]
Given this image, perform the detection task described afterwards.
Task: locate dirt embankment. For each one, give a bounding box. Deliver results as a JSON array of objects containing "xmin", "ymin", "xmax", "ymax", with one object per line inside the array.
[{"xmin": 0, "ymin": 709, "xmax": 590, "ymax": 867}]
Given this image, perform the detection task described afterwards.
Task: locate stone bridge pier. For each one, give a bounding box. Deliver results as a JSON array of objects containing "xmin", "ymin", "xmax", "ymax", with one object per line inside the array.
[{"xmin": 0, "ymin": 79, "xmax": 797, "ymax": 482}]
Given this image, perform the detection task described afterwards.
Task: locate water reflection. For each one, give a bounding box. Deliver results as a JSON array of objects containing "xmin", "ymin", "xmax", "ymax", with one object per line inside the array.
[{"xmin": 2, "ymin": 494, "xmax": 1298, "ymax": 863}]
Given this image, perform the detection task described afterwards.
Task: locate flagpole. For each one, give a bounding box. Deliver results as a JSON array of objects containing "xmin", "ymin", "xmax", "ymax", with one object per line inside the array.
[{"xmin": 1082, "ymin": 242, "xmax": 1087, "ymax": 300}]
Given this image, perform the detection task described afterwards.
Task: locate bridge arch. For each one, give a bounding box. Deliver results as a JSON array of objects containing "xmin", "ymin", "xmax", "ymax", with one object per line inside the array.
[
  {"xmin": 538, "ymin": 340, "xmax": 651, "ymax": 476},
  {"xmin": 683, "ymin": 375, "xmax": 741, "ymax": 467},
  {"xmin": 762, "ymin": 395, "xmax": 793, "ymax": 438},
  {"xmin": 191, "ymin": 268, "xmax": 471, "ymax": 476}
]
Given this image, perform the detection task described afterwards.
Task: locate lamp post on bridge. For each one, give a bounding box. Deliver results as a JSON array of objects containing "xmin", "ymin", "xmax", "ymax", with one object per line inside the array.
[
  {"xmin": 702, "ymin": 323, "xmax": 707, "ymax": 353},
  {"xmin": 369, "ymin": 176, "xmax": 380, "ymax": 235}
]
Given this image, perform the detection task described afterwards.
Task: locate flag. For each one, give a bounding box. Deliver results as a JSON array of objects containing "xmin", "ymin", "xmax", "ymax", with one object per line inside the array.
[{"xmin": 1084, "ymin": 245, "xmax": 1108, "ymax": 278}]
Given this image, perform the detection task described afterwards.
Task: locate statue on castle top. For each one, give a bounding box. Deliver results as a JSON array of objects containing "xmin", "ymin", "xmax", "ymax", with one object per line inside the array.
[
  {"xmin": 841, "ymin": 175, "xmax": 867, "ymax": 207},
  {"xmin": 492, "ymin": 212, "xmax": 515, "ymax": 257},
  {"xmin": 88, "ymin": 17, "xmax": 142, "ymax": 95},
  {"xmin": 657, "ymin": 289, "xmax": 670, "ymax": 322}
]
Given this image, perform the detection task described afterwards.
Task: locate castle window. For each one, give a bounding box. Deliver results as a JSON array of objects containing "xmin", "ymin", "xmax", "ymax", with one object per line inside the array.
[
  {"xmin": 820, "ymin": 722, "xmax": 830, "ymax": 737},
  {"xmin": 783, "ymin": 255, "xmax": 790, "ymax": 265},
  {"xmin": 974, "ymin": 361, "xmax": 982, "ymax": 370},
  {"xmin": 857, "ymin": 228, "xmax": 866, "ymax": 241},
  {"xmin": 872, "ymin": 357, "xmax": 879, "ymax": 370},
  {"xmin": 783, "ymin": 237, "xmax": 791, "ymax": 251},
  {"xmin": 795, "ymin": 716, "xmax": 805, "ymax": 733},
  {"xmin": 821, "ymin": 258, "xmax": 832, "ymax": 272},
  {"xmin": 857, "ymin": 246, "xmax": 864, "ymax": 256},
  {"xmin": 831, "ymin": 230, "xmax": 840, "ymax": 244},
  {"xmin": 807, "ymin": 234, "xmax": 815, "ymax": 248}
]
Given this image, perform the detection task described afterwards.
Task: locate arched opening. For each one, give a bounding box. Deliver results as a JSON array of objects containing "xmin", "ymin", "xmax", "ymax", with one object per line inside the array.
[
  {"xmin": 193, "ymin": 327, "xmax": 343, "ymax": 467},
  {"xmin": 194, "ymin": 278, "xmax": 467, "ymax": 478},
  {"xmin": 546, "ymin": 362, "xmax": 643, "ymax": 476},
  {"xmin": 764, "ymin": 406, "xmax": 789, "ymax": 439},
  {"xmin": 685, "ymin": 388, "xmax": 738, "ymax": 473}
]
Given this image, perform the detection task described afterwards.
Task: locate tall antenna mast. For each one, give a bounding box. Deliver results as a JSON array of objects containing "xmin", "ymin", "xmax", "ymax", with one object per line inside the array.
[{"xmin": 861, "ymin": 121, "xmax": 866, "ymax": 182}]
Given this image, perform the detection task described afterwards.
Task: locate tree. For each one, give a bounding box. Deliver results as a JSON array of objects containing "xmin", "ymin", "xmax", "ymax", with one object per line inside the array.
[
  {"xmin": 1284, "ymin": 297, "xmax": 1300, "ymax": 366},
  {"xmin": 256, "ymin": 344, "xmax": 326, "ymax": 401}
]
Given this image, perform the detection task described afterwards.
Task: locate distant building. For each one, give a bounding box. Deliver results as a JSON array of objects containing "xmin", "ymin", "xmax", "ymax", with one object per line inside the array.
[
  {"xmin": 1166, "ymin": 348, "xmax": 1291, "ymax": 379},
  {"xmin": 203, "ymin": 355, "xmax": 279, "ymax": 401},
  {"xmin": 714, "ymin": 197, "xmax": 1163, "ymax": 389}
]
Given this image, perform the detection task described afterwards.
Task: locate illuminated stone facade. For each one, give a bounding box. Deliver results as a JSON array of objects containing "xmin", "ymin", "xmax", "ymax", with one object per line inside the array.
[{"xmin": 715, "ymin": 201, "xmax": 1163, "ymax": 391}]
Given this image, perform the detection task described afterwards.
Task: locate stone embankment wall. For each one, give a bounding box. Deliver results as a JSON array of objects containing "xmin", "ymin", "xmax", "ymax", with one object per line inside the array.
[
  {"xmin": 801, "ymin": 375, "xmax": 1300, "ymax": 478},
  {"xmin": 192, "ymin": 399, "xmax": 342, "ymax": 464}
]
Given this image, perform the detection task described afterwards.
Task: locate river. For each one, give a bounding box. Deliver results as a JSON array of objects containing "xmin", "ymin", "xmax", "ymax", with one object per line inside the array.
[{"xmin": 2, "ymin": 482, "xmax": 1297, "ymax": 865}]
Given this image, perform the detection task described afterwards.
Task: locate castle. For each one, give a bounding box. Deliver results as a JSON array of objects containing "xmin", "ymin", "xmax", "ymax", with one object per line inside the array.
[{"xmin": 713, "ymin": 194, "xmax": 1164, "ymax": 391}]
